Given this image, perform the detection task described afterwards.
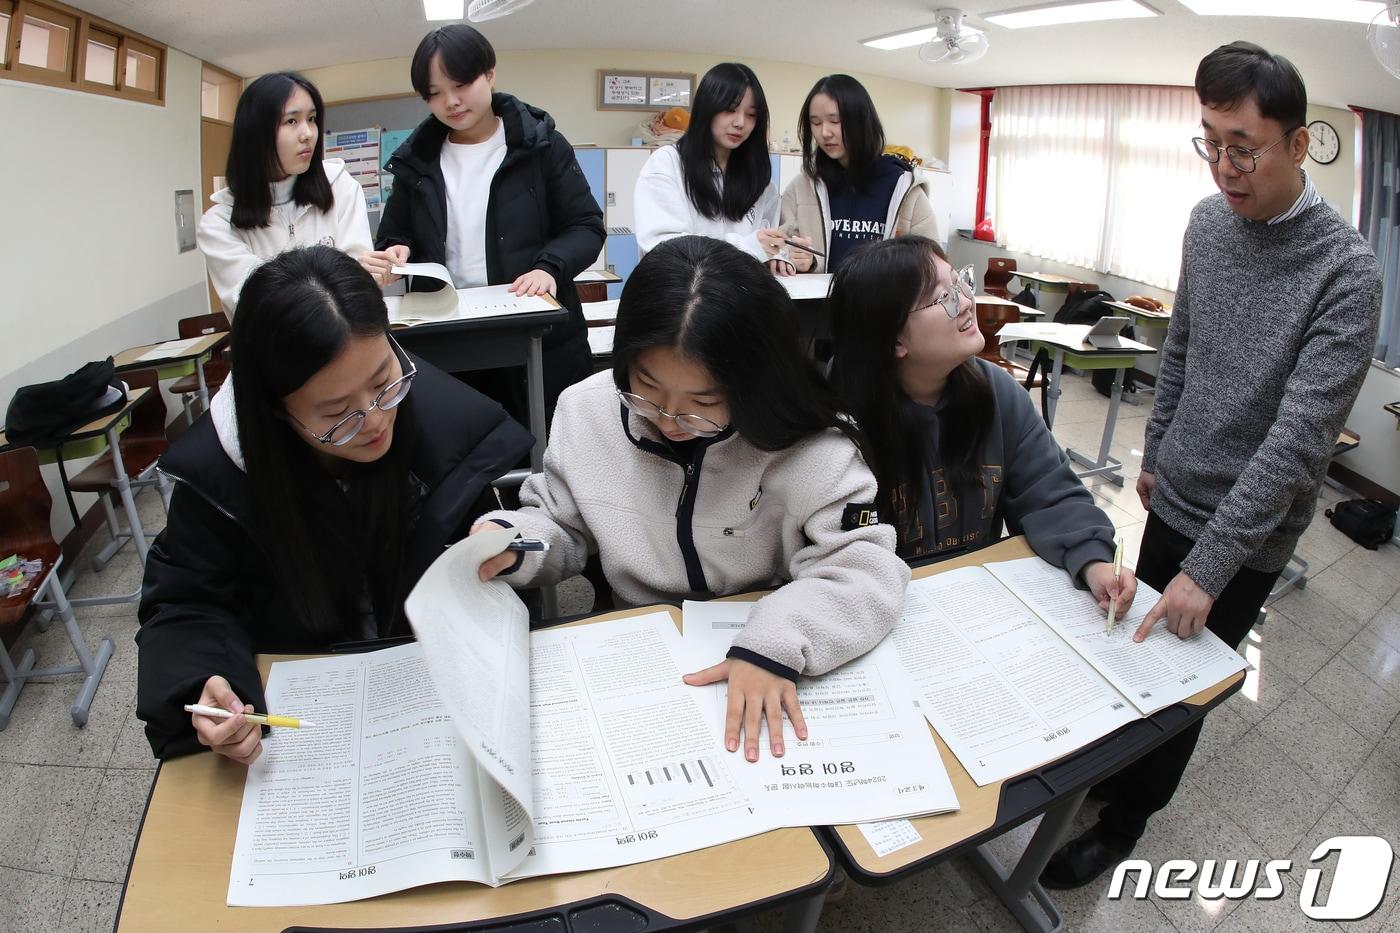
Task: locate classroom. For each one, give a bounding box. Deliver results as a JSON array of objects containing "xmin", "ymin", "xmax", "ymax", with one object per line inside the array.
[{"xmin": 2, "ymin": 1, "xmax": 1400, "ymax": 931}]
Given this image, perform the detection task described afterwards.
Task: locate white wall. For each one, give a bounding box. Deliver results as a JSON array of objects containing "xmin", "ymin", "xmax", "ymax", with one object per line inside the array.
[
  {"xmin": 947, "ymin": 89, "xmax": 982, "ymax": 235},
  {"xmin": 301, "ymin": 49, "xmax": 949, "ymax": 165},
  {"xmin": 0, "ymin": 49, "xmax": 208, "ymax": 538},
  {"xmin": 1334, "ymin": 362, "xmax": 1400, "ymax": 500}
]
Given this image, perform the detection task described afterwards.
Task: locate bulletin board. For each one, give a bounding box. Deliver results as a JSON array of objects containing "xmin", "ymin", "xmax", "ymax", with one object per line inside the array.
[{"xmin": 597, "ymin": 70, "xmax": 694, "ymax": 111}]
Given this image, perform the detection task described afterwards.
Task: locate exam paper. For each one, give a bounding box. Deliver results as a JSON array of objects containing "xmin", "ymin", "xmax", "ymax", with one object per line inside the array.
[
  {"xmin": 133, "ymin": 336, "xmax": 206, "ymax": 361},
  {"xmin": 682, "ymin": 600, "xmax": 959, "ymax": 825},
  {"xmin": 985, "ymin": 557, "xmax": 1247, "ymax": 715},
  {"xmin": 386, "ymin": 264, "xmax": 559, "ymax": 324},
  {"xmin": 895, "ymin": 569, "xmax": 1138, "ymax": 786},
  {"xmin": 776, "ymin": 273, "xmax": 833, "ymax": 302}
]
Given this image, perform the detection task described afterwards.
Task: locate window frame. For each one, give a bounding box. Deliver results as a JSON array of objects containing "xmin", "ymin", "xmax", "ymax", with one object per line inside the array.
[{"xmin": 1, "ymin": 0, "xmax": 167, "ymax": 106}]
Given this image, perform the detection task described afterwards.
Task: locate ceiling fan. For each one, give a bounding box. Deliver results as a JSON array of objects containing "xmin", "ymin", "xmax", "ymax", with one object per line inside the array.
[
  {"xmin": 1371, "ymin": 2, "xmax": 1400, "ymax": 79},
  {"xmin": 918, "ymin": 8, "xmax": 992, "ymax": 64}
]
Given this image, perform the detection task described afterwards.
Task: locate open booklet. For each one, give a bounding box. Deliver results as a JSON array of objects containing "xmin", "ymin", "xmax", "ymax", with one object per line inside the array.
[
  {"xmin": 890, "ymin": 557, "xmax": 1248, "ymax": 787},
  {"xmin": 227, "ymin": 529, "xmax": 957, "ymax": 906},
  {"xmin": 384, "ymin": 262, "xmax": 560, "ymax": 326}
]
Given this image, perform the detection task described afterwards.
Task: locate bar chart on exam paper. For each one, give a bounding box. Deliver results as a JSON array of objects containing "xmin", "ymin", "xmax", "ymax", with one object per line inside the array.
[{"xmin": 625, "ymin": 757, "xmax": 721, "ymax": 790}]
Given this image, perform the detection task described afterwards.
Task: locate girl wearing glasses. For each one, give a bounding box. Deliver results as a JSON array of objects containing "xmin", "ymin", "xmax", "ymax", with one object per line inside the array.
[
  {"xmin": 473, "ymin": 236, "xmax": 909, "ymax": 763},
  {"xmin": 827, "ymin": 237, "xmax": 1137, "ymax": 609},
  {"xmin": 633, "ymin": 63, "xmax": 785, "ymax": 263},
  {"xmin": 197, "ymin": 72, "xmax": 403, "ymax": 315},
  {"xmin": 136, "ymin": 246, "xmax": 533, "ymax": 762},
  {"xmin": 773, "ymin": 74, "xmax": 940, "ymax": 277}
]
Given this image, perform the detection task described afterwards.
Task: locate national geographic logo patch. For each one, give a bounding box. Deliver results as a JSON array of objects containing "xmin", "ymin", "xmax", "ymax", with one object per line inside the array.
[{"xmin": 841, "ymin": 502, "xmax": 880, "ymax": 531}]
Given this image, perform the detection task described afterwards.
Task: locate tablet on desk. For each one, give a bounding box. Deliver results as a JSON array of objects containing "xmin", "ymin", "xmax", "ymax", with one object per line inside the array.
[{"xmin": 1085, "ymin": 316, "xmax": 1132, "ymax": 349}]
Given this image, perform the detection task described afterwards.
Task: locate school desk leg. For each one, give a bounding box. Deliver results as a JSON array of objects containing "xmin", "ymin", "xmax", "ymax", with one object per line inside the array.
[
  {"xmin": 106, "ymin": 425, "xmax": 149, "ymax": 566},
  {"xmin": 196, "ymin": 356, "xmax": 211, "ymax": 413},
  {"xmin": 1066, "ymin": 367, "xmax": 1126, "ymax": 487},
  {"xmin": 1044, "ymin": 350, "xmax": 1065, "ymax": 428},
  {"xmin": 783, "ymin": 890, "xmax": 827, "ymax": 933},
  {"xmin": 967, "ymin": 786, "xmax": 1088, "ymax": 933}
]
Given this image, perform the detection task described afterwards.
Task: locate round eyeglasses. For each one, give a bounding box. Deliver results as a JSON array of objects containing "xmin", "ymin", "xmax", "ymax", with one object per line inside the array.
[
  {"xmin": 617, "ymin": 390, "xmax": 727, "ymax": 438},
  {"xmin": 1191, "ymin": 128, "xmax": 1298, "ymax": 174},
  {"xmin": 918, "ymin": 264, "xmax": 976, "ymax": 320},
  {"xmin": 289, "ymin": 339, "xmax": 417, "ymax": 446}
]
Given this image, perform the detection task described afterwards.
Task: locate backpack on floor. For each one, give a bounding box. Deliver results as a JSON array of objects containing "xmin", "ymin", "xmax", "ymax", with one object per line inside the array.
[{"xmin": 1324, "ymin": 498, "xmax": 1397, "ymax": 550}]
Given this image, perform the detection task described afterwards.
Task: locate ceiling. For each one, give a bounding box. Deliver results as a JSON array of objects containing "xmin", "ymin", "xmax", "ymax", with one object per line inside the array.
[{"xmin": 80, "ymin": 0, "xmax": 1399, "ymax": 111}]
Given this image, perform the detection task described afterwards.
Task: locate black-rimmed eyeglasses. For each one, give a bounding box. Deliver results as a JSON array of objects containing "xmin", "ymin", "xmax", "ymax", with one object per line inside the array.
[
  {"xmin": 290, "ymin": 336, "xmax": 417, "ymax": 446},
  {"xmin": 1191, "ymin": 128, "xmax": 1299, "ymax": 174},
  {"xmin": 617, "ymin": 390, "xmax": 727, "ymax": 438}
]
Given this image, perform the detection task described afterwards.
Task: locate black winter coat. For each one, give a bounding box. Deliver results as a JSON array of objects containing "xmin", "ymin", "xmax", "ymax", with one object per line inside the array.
[
  {"xmin": 135, "ymin": 357, "xmax": 534, "ymax": 759},
  {"xmin": 376, "ymin": 93, "xmax": 605, "ymax": 353}
]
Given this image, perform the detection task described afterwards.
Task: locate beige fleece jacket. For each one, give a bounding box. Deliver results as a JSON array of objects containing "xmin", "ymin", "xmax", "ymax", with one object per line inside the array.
[
  {"xmin": 778, "ymin": 168, "xmax": 938, "ymax": 273},
  {"xmin": 481, "ymin": 371, "xmax": 910, "ymax": 676}
]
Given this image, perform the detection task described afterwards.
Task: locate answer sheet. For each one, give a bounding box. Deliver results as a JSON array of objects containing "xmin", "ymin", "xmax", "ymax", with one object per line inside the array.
[
  {"xmin": 985, "ymin": 557, "xmax": 1247, "ymax": 715},
  {"xmin": 682, "ymin": 600, "xmax": 959, "ymax": 824},
  {"xmin": 895, "ymin": 568, "xmax": 1138, "ymax": 786},
  {"xmin": 386, "ymin": 263, "xmax": 560, "ymax": 324}
]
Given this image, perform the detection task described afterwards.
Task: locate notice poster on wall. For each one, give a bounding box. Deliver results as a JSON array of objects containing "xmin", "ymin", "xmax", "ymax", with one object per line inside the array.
[{"xmin": 324, "ymin": 127, "xmax": 382, "ymax": 211}]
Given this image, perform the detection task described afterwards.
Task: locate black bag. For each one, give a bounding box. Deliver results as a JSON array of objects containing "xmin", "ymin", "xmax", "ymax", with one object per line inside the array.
[
  {"xmin": 5, "ymin": 358, "xmax": 128, "ymax": 525},
  {"xmin": 1051, "ymin": 289, "xmax": 1140, "ymax": 400},
  {"xmin": 5, "ymin": 358, "xmax": 127, "ymax": 447},
  {"xmin": 1325, "ymin": 499, "xmax": 1397, "ymax": 550},
  {"xmin": 1012, "ymin": 285, "xmax": 1038, "ymax": 309}
]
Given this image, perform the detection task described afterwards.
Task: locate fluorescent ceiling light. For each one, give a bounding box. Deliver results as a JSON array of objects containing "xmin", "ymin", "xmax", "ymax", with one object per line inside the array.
[
  {"xmin": 423, "ymin": 0, "xmax": 465, "ymax": 20},
  {"xmin": 1177, "ymin": 1, "xmax": 1386, "ymax": 24},
  {"xmin": 985, "ymin": 1, "xmax": 1158, "ymax": 29},
  {"xmin": 862, "ymin": 24, "xmax": 942, "ymax": 50}
]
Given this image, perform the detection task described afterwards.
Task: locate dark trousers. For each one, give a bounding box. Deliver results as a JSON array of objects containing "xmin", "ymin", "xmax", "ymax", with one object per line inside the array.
[
  {"xmin": 456, "ymin": 331, "xmax": 593, "ymax": 441},
  {"xmin": 1094, "ymin": 511, "xmax": 1282, "ymax": 845}
]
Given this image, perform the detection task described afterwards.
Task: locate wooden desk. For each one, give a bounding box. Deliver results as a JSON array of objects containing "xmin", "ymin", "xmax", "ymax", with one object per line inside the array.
[
  {"xmin": 113, "ymin": 332, "xmax": 230, "ymax": 412},
  {"xmin": 827, "ymin": 538, "xmax": 1245, "ymax": 933},
  {"xmin": 0, "ymin": 387, "xmax": 153, "ymax": 604},
  {"xmin": 575, "ymin": 269, "xmax": 622, "ymax": 304},
  {"xmin": 117, "ymin": 607, "xmax": 834, "ymax": 933}
]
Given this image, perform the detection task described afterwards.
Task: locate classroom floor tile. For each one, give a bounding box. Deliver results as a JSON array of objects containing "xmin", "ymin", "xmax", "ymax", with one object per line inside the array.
[{"xmin": 1, "ymin": 369, "xmax": 1396, "ymax": 932}]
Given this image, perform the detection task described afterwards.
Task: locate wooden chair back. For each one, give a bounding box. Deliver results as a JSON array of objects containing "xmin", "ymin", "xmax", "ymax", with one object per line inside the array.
[{"xmin": 984, "ymin": 257, "xmax": 1017, "ymax": 299}]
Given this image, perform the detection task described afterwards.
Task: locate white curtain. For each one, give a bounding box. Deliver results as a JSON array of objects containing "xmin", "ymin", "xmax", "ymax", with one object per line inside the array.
[{"xmin": 990, "ymin": 85, "xmax": 1215, "ymax": 292}]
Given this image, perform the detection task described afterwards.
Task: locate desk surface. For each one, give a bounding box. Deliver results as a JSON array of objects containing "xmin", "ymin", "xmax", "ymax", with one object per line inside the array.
[
  {"xmin": 0, "ymin": 386, "xmax": 150, "ymax": 452},
  {"xmin": 113, "ymin": 333, "xmax": 228, "ymax": 371},
  {"xmin": 117, "ymin": 605, "xmax": 831, "ymax": 933},
  {"xmin": 575, "ymin": 269, "xmax": 623, "ymax": 283},
  {"xmin": 829, "ymin": 538, "xmax": 1244, "ymax": 878},
  {"xmin": 1102, "ymin": 299, "xmax": 1171, "ymax": 321},
  {"xmin": 1014, "ymin": 271, "xmax": 1084, "ymax": 287},
  {"xmin": 976, "ymin": 294, "xmax": 1044, "ymax": 318}
]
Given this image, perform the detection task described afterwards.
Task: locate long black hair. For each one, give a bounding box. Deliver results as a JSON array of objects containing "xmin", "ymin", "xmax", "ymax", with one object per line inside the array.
[
  {"xmin": 231, "ymin": 245, "xmax": 417, "ymax": 642},
  {"xmin": 828, "ymin": 237, "xmax": 993, "ymax": 550},
  {"xmin": 611, "ymin": 236, "xmax": 853, "ymax": 452},
  {"xmin": 226, "ymin": 72, "xmax": 333, "ymax": 230},
  {"xmin": 675, "ymin": 63, "xmax": 772, "ymax": 223},
  {"xmin": 799, "ymin": 74, "xmax": 886, "ymax": 193}
]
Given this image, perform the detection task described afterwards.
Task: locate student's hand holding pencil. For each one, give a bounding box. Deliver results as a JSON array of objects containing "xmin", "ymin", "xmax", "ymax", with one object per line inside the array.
[
  {"xmin": 1084, "ymin": 560, "xmax": 1138, "ymax": 624},
  {"xmin": 683, "ymin": 658, "xmax": 808, "ymax": 762},
  {"xmin": 191, "ymin": 675, "xmax": 263, "ymax": 766}
]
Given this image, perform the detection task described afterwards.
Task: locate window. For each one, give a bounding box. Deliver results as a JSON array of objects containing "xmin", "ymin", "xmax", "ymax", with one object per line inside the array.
[
  {"xmin": 0, "ymin": 0, "xmax": 166, "ymax": 105},
  {"xmin": 0, "ymin": 1, "xmax": 12, "ymax": 67},
  {"xmin": 201, "ymin": 63, "xmax": 240, "ymax": 123},
  {"xmin": 82, "ymin": 26, "xmax": 115, "ymax": 86},
  {"xmin": 15, "ymin": 1, "xmax": 75, "ymax": 78},
  {"xmin": 988, "ymin": 84, "xmax": 1214, "ymax": 291}
]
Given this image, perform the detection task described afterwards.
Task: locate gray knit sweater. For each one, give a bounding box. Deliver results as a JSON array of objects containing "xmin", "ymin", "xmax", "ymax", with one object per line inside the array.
[{"xmin": 1142, "ymin": 194, "xmax": 1382, "ymax": 597}]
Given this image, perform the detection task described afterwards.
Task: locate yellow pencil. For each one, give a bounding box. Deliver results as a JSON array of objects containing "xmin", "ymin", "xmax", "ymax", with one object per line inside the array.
[{"xmin": 185, "ymin": 704, "xmax": 315, "ymax": 729}]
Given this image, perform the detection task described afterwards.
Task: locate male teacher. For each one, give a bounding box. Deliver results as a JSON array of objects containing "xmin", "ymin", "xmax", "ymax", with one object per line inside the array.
[{"xmin": 1042, "ymin": 40, "xmax": 1382, "ymax": 888}]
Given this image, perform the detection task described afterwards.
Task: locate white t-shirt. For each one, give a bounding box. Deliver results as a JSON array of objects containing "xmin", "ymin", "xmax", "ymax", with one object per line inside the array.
[{"xmin": 440, "ymin": 118, "xmax": 508, "ymax": 288}]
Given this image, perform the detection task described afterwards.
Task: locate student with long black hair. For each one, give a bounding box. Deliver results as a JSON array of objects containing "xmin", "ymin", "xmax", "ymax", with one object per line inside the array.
[
  {"xmin": 634, "ymin": 63, "xmax": 783, "ymax": 261},
  {"xmin": 196, "ymin": 72, "xmax": 402, "ymax": 314},
  {"xmin": 828, "ymin": 237, "xmax": 1136, "ymax": 608},
  {"xmin": 471, "ymin": 236, "xmax": 909, "ymax": 762},
  {"xmin": 376, "ymin": 24, "xmax": 603, "ymax": 414},
  {"xmin": 136, "ymin": 246, "xmax": 533, "ymax": 762},
  {"xmin": 775, "ymin": 74, "xmax": 939, "ymax": 276}
]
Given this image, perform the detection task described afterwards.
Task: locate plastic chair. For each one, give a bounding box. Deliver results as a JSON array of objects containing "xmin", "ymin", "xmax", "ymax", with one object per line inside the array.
[
  {"xmin": 67, "ymin": 368, "xmax": 170, "ymax": 570},
  {"xmin": 984, "ymin": 257, "xmax": 1017, "ymax": 299},
  {"xmin": 169, "ymin": 312, "xmax": 230, "ymax": 417},
  {"xmin": 0, "ymin": 446, "xmax": 115, "ymax": 729}
]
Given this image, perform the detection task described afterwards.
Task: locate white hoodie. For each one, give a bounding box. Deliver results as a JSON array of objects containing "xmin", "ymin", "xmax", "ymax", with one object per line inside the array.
[
  {"xmin": 633, "ymin": 145, "xmax": 780, "ymax": 261},
  {"xmin": 196, "ymin": 159, "xmax": 372, "ymax": 315}
]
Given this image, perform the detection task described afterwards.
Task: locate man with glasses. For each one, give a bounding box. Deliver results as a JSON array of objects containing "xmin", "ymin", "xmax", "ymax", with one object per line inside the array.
[{"xmin": 1042, "ymin": 41, "xmax": 1382, "ymax": 889}]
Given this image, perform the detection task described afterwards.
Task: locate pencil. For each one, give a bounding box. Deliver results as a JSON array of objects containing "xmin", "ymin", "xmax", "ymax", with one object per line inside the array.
[
  {"xmin": 1105, "ymin": 537, "xmax": 1124, "ymax": 634},
  {"xmin": 185, "ymin": 704, "xmax": 315, "ymax": 729}
]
